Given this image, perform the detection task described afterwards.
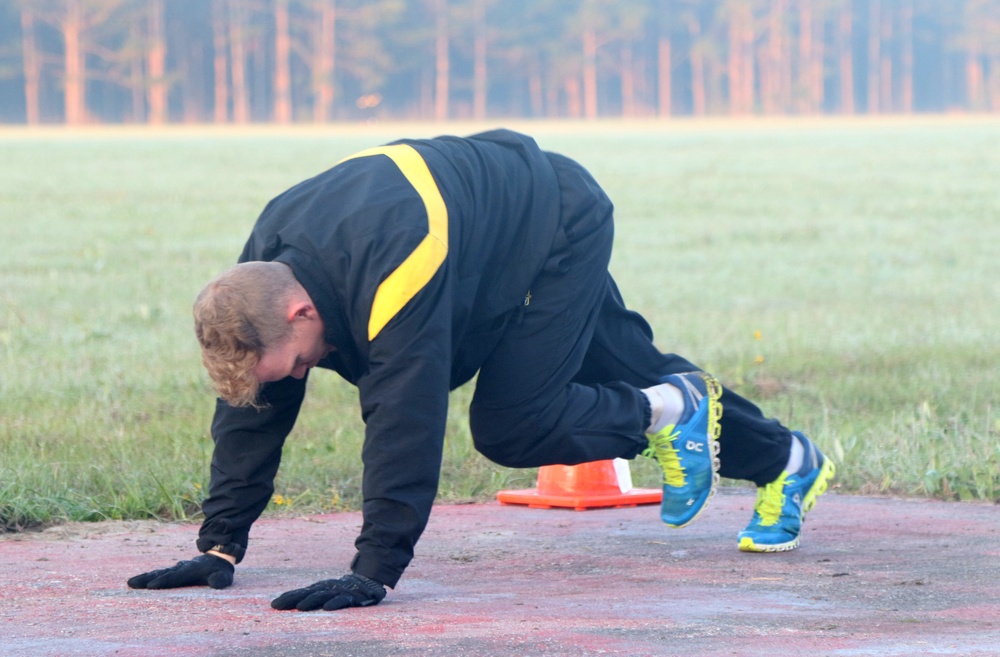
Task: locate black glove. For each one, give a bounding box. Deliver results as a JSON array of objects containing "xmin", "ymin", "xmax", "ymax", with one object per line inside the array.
[
  {"xmin": 271, "ymin": 573, "xmax": 387, "ymax": 611},
  {"xmin": 127, "ymin": 554, "xmax": 235, "ymax": 590}
]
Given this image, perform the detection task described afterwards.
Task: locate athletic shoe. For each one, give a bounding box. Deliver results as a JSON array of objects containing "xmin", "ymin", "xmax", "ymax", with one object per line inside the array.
[
  {"xmin": 643, "ymin": 371, "xmax": 723, "ymax": 528},
  {"xmin": 737, "ymin": 432, "xmax": 836, "ymax": 552}
]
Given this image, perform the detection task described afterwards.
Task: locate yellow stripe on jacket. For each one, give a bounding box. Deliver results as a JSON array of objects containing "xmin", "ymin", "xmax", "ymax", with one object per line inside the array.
[{"xmin": 338, "ymin": 145, "xmax": 449, "ymax": 341}]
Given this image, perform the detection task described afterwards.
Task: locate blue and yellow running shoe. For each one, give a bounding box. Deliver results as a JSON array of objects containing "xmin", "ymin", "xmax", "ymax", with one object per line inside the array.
[
  {"xmin": 738, "ymin": 432, "xmax": 835, "ymax": 552},
  {"xmin": 643, "ymin": 372, "xmax": 723, "ymax": 528}
]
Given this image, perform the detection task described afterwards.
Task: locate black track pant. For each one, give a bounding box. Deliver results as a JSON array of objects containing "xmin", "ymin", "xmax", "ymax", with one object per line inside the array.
[{"xmin": 469, "ymin": 153, "xmax": 791, "ymax": 487}]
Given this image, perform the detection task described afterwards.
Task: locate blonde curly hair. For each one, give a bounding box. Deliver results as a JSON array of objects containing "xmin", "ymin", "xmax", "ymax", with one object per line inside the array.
[{"xmin": 193, "ymin": 262, "xmax": 299, "ymax": 408}]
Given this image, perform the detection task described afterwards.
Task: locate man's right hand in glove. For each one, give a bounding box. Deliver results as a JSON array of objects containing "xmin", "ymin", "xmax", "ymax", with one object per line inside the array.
[
  {"xmin": 271, "ymin": 573, "xmax": 387, "ymax": 611},
  {"xmin": 127, "ymin": 554, "xmax": 235, "ymax": 590}
]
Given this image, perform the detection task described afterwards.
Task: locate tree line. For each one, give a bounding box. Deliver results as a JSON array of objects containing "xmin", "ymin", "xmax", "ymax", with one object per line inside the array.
[{"xmin": 1, "ymin": 0, "xmax": 998, "ymax": 125}]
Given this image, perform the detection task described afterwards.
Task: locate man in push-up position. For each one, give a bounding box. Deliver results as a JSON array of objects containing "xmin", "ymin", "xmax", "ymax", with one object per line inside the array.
[{"xmin": 128, "ymin": 129, "xmax": 835, "ymax": 611}]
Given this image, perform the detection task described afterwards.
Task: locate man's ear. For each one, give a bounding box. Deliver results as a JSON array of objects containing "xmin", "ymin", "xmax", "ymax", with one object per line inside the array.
[{"xmin": 286, "ymin": 300, "xmax": 317, "ymax": 322}]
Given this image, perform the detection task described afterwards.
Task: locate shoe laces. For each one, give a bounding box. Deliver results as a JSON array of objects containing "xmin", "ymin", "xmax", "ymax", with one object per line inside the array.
[
  {"xmin": 642, "ymin": 425, "xmax": 685, "ymax": 487},
  {"xmin": 754, "ymin": 473, "xmax": 789, "ymax": 526}
]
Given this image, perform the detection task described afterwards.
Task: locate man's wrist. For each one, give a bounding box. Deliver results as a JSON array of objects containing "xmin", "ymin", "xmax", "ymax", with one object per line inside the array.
[
  {"xmin": 206, "ymin": 549, "xmax": 237, "ymax": 565},
  {"xmin": 197, "ymin": 539, "xmax": 246, "ymax": 563}
]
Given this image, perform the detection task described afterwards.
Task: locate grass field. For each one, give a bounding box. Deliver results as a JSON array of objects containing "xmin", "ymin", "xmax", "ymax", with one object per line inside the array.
[{"xmin": 1, "ymin": 117, "xmax": 998, "ymax": 530}]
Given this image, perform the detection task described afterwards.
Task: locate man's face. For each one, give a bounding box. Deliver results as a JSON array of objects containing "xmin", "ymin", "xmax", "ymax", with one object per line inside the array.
[{"xmin": 253, "ymin": 315, "xmax": 331, "ymax": 383}]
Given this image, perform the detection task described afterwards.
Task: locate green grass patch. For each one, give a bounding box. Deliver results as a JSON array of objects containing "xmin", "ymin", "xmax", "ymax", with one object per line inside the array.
[{"xmin": 2, "ymin": 119, "xmax": 999, "ymax": 530}]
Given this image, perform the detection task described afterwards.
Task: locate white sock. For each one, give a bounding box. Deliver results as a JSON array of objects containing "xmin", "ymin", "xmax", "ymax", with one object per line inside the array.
[
  {"xmin": 643, "ymin": 383, "xmax": 685, "ymax": 434},
  {"xmin": 785, "ymin": 434, "xmax": 804, "ymax": 474}
]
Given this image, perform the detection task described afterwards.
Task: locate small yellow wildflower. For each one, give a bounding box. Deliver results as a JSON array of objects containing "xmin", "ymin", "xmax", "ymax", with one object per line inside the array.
[
  {"xmin": 754, "ymin": 355, "xmax": 765, "ymax": 364},
  {"xmin": 753, "ymin": 330, "xmax": 762, "ymax": 341}
]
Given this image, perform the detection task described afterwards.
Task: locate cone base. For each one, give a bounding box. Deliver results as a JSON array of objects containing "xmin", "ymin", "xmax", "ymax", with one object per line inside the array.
[{"xmin": 497, "ymin": 487, "xmax": 662, "ymax": 511}]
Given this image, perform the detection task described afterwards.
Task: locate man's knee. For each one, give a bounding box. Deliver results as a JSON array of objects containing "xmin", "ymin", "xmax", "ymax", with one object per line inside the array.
[{"xmin": 469, "ymin": 402, "xmax": 549, "ymax": 468}]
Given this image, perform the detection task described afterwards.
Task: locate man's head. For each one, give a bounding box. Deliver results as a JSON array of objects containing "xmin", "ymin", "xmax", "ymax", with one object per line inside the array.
[{"xmin": 193, "ymin": 261, "xmax": 330, "ymax": 408}]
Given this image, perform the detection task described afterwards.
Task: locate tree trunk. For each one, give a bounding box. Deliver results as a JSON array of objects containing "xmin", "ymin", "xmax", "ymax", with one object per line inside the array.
[
  {"xmin": 543, "ymin": 74, "xmax": 556, "ymax": 117},
  {"xmin": 130, "ymin": 15, "xmax": 145, "ymax": 122},
  {"xmin": 472, "ymin": 0, "xmax": 487, "ymax": 120},
  {"xmin": 420, "ymin": 65, "xmax": 433, "ymax": 118},
  {"xmin": 781, "ymin": 0, "xmax": 793, "ymax": 111},
  {"xmin": 761, "ymin": 0, "xmax": 785, "ymax": 114},
  {"xmin": 621, "ymin": 42, "xmax": 635, "ymax": 117},
  {"xmin": 147, "ymin": 0, "xmax": 167, "ymax": 125},
  {"xmin": 867, "ymin": 0, "xmax": 880, "ymax": 113},
  {"xmin": 707, "ymin": 52, "xmax": 725, "ymax": 114},
  {"xmin": 634, "ymin": 50, "xmax": 650, "ymax": 116},
  {"xmin": 797, "ymin": 0, "xmax": 813, "ymax": 113},
  {"xmin": 810, "ymin": 2, "xmax": 824, "ymax": 113},
  {"xmin": 434, "ymin": 0, "xmax": 449, "ymax": 121},
  {"xmin": 565, "ymin": 75, "xmax": 581, "ymax": 118},
  {"xmin": 528, "ymin": 59, "xmax": 543, "ymax": 117},
  {"xmin": 743, "ymin": 6, "xmax": 755, "ymax": 114},
  {"xmin": 728, "ymin": 12, "xmax": 742, "ymax": 114},
  {"xmin": 839, "ymin": 2, "xmax": 854, "ymax": 114},
  {"xmin": 212, "ymin": 0, "xmax": 229, "ymax": 123},
  {"xmin": 313, "ymin": 0, "xmax": 336, "ymax": 122},
  {"xmin": 990, "ymin": 57, "xmax": 1000, "ymax": 112},
  {"xmin": 728, "ymin": 2, "xmax": 754, "ymax": 115},
  {"xmin": 967, "ymin": 54, "xmax": 984, "ymax": 110},
  {"xmin": 273, "ymin": 0, "xmax": 292, "ymax": 123},
  {"xmin": 249, "ymin": 33, "xmax": 268, "ymax": 120},
  {"xmin": 880, "ymin": 3, "xmax": 893, "ymax": 112},
  {"xmin": 687, "ymin": 16, "xmax": 705, "ymax": 116},
  {"xmin": 178, "ymin": 30, "xmax": 205, "ymax": 122},
  {"xmin": 63, "ymin": 0, "xmax": 86, "ymax": 125},
  {"xmin": 230, "ymin": 0, "xmax": 249, "ymax": 123},
  {"xmin": 582, "ymin": 28, "xmax": 598, "ymax": 119},
  {"xmin": 900, "ymin": 0, "xmax": 913, "ymax": 113},
  {"xmin": 658, "ymin": 35, "xmax": 671, "ymax": 117},
  {"xmin": 20, "ymin": 8, "xmax": 40, "ymax": 125}
]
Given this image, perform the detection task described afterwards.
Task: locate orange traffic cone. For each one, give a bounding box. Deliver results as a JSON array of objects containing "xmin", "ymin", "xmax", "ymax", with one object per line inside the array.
[{"xmin": 497, "ymin": 458, "xmax": 661, "ymax": 511}]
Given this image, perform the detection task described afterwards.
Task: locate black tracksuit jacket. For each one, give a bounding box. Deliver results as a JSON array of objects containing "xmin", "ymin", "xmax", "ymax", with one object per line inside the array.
[{"xmin": 195, "ymin": 130, "xmax": 564, "ymax": 587}]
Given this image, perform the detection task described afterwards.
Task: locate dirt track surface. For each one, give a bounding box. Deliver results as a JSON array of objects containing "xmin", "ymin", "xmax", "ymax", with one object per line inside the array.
[{"xmin": 2, "ymin": 490, "xmax": 999, "ymax": 657}]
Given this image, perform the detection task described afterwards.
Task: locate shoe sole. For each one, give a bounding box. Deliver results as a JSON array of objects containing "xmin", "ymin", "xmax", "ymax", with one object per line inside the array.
[
  {"xmin": 664, "ymin": 373, "xmax": 723, "ymax": 529},
  {"xmin": 738, "ymin": 535, "xmax": 800, "ymax": 553},
  {"xmin": 738, "ymin": 457, "xmax": 837, "ymax": 553}
]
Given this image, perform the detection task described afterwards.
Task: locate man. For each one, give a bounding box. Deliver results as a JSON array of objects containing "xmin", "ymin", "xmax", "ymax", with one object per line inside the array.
[{"xmin": 127, "ymin": 129, "xmax": 835, "ymax": 611}]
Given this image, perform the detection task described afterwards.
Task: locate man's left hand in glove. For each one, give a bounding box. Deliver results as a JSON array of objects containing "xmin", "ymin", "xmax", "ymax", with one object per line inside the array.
[{"xmin": 270, "ymin": 573, "xmax": 387, "ymax": 611}]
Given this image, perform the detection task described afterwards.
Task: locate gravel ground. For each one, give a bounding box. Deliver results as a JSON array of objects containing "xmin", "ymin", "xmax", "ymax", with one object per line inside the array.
[{"xmin": 2, "ymin": 489, "xmax": 1000, "ymax": 657}]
